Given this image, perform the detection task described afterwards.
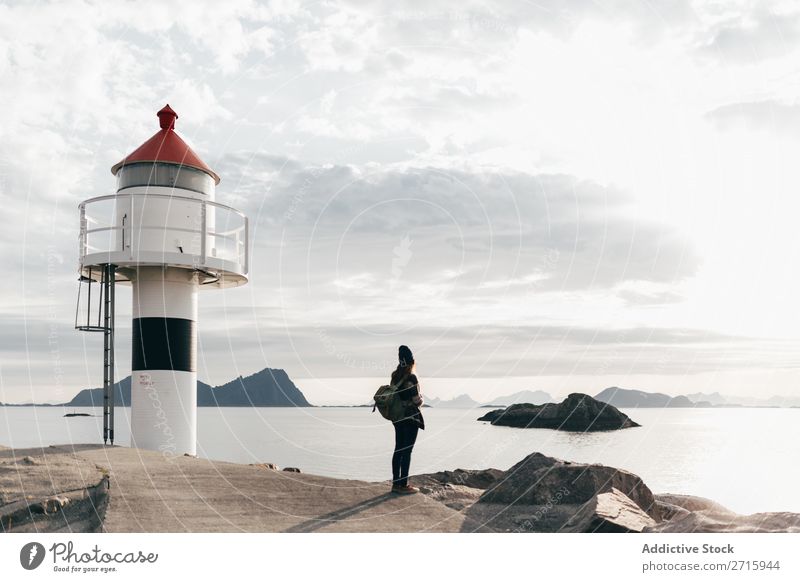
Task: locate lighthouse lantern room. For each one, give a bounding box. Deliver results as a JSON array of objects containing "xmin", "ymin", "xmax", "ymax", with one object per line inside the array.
[{"xmin": 76, "ymin": 105, "xmax": 249, "ymax": 456}]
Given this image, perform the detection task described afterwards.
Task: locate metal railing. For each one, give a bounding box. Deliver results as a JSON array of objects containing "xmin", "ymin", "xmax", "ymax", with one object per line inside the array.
[{"xmin": 79, "ymin": 192, "xmax": 249, "ymax": 276}]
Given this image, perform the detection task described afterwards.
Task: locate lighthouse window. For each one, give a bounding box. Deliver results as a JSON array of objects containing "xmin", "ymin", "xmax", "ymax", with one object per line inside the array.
[{"xmin": 116, "ymin": 162, "xmax": 214, "ymax": 195}]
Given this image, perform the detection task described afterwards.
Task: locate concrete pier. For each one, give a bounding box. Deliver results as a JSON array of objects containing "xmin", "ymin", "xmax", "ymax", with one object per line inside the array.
[{"xmin": 0, "ymin": 444, "xmax": 484, "ymax": 533}]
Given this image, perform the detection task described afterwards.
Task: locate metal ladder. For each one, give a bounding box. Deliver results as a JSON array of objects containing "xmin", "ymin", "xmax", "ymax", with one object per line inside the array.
[{"xmin": 75, "ymin": 264, "xmax": 116, "ymax": 445}]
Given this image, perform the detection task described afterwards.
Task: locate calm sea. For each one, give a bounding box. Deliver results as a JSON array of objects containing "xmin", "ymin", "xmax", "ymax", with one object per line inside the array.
[{"xmin": 1, "ymin": 406, "xmax": 797, "ymax": 515}]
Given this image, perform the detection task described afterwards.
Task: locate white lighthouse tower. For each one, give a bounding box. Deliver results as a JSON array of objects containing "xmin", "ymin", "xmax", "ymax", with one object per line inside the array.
[{"xmin": 77, "ymin": 105, "xmax": 249, "ymax": 456}]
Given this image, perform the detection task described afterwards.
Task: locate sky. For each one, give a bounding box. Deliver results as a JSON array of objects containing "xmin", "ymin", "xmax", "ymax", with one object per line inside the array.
[{"xmin": 1, "ymin": 0, "xmax": 800, "ymax": 405}]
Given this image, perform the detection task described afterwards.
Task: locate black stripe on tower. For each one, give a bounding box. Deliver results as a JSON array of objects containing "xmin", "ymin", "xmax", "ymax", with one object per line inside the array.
[{"xmin": 132, "ymin": 318, "xmax": 196, "ymax": 372}]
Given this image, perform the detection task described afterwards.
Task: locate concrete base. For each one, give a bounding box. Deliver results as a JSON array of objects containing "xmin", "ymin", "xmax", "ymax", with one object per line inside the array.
[
  {"xmin": 0, "ymin": 444, "xmax": 488, "ymax": 533},
  {"xmin": 4, "ymin": 445, "xmax": 799, "ymax": 533},
  {"xmin": 0, "ymin": 447, "xmax": 108, "ymax": 532}
]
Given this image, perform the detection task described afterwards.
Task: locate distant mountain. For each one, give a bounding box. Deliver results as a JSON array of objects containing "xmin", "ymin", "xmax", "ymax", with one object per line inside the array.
[
  {"xmin": 725, "ymin": 394, "xmax": 800, "ymax": 408},
  {"xmin": 199, "ymin": 368, "xmax": 311, "ymax": 407},
  {"xmin": 427, "ymin": 394, "xmax": 481, "ymax": 408},
  {"xmin": 427, "ymin": 391, "xmax": 554, "ymax": 409},
  {"xmin": 68, "ymin": 376, "xmax": 138, "ymax": 406},
  {"xmin": 64, "ymin": 368, "xmax": 312, "ymax": 407},
  {"xmin": 686, "ymin": 392, "xmax": 728, "ymax": 406},
  {"xmin": 613, "ymin": 389, "xmax": 800, "ymax": 409},
  {"xmin": 763, "ymin": 394, "xmax": 800, "ymax": 407},
  {"xmin": 594, "ymin": 387, "xmax": 707, "ymax": 408},
  {"xmin": 484, "ymin": 390, "xmax": 553, "ymax": 407},
  {"xmin": 712, "ymin": 395, "xmax": 764, "ymax": 407}
]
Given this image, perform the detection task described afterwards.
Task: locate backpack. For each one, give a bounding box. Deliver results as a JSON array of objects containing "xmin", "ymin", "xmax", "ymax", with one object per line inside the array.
[{"xmin": 372, "ymin": 380, "xmax": 407, "ymax": 422}]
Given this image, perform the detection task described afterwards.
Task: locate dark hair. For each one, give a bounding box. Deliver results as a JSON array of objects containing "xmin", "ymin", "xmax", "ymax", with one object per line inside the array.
[
  {"xmin": 398, "ymin": 345, "xmax": 414, "ymax": 367},
  {"xmin": 391, "ymin": 361, "xmax": 416, "ymax": 386},
  {"xmin": 393, "ymin": 345, "xmax": 415, "ymax": 385}
]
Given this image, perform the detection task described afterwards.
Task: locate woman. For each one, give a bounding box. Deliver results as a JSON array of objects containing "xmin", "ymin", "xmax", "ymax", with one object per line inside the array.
[{"xmin": 390, "ymin": 345, "xmax": 425, "ymax": 494}]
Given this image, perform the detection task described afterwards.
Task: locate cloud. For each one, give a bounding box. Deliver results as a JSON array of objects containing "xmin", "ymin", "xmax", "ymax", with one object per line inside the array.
[
  {"xmin": 192, "ymin": 319, "xmax": 797, "ymax": 382},
  {"xmin": 219, "ymin": 154, "xmax": 700, "ymax": 297},
  {"xmin": 697, "ymin": 3, "xmax": 800, "ymax": 63},
  {"xmin": 335, "ymin": 0, "xmax": 695, "ymax": 42},
  {"xmin": 6, "ymin": 303, "xmax": 793, "ymax": 403},
  {"xmin": 617, "ymin": 289, "xmax": 686, "ymax": 307},
  {"xmin": 706, "ymin": 100, "xmax": 800, "ymax": 136},
  {"xmin": 2, "ymin": 0, "xmax": 800, "ymax": 405}
]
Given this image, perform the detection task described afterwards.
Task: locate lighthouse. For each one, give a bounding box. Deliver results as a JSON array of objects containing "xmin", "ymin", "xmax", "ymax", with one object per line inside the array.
[{"xmin": 77, "ymin": 105, "xmax": 249, "ymax": 456}]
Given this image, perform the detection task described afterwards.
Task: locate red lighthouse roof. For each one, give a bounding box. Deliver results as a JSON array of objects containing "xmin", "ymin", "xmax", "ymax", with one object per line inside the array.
[{"xmin": 110, "ymin": 104, "xmax": 220, "ymax": 184}]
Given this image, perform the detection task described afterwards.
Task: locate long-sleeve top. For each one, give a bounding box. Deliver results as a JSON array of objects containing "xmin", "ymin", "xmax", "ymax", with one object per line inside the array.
[{"xmin": 394, "ymin": 373, "xmax": 425, "ymax": 430}]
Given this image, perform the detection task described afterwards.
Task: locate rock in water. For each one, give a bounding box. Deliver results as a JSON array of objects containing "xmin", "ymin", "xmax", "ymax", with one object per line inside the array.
[{"xmin": 476, "ymin": 393, "xmax": 639, "ymax": 431}]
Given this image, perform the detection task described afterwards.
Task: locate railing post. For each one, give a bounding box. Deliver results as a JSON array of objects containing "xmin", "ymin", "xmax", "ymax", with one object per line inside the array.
[
  {"xmin": 200, "ymin": 200, "xmax": 207, "ymax": 264},
  {"xmin": 121, "ymin": 194, "xmax": 129, "ymax": 254},
  {"xmin": 244, "ymin": 216, "xmax": 249, "ymax": 274},
  {"xmin": 128, "ymin": 194, "xmax": 135, "ymax": 262},
  {"xmin": 79, "ymin": 204, "xmax": 86, "ymax": 261}
]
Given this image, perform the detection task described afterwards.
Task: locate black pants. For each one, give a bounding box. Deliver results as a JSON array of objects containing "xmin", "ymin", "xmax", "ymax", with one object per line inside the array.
[{"xmin": 392, "ymin": 419, "xmax": 419, "ymax": 487}]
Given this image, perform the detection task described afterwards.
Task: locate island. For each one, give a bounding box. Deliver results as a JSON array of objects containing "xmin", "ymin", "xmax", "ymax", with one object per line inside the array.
[
  {"xmin": 59, "ymin": 368, "xmax": 312, "ymax": 408},
  {"xmin": 594, "ymin": 387, "xmax": 711, "ymax": 408},
  {"xmin": 477, "ymin": 393, "xmax": 639, "ymax": 431}
]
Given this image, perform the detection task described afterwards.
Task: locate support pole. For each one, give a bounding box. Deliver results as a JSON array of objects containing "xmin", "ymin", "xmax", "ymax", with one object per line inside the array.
[
  {"xmin": 102, "ymin": 264, "xmax": 116, "ymax": 445},
  {"xmin": 102, "ymin": 267, "xmax": 108, "ymax": 444},
  {"xmin": 109, "ymin": 264, "xmax": 115, "ymax": 445}
]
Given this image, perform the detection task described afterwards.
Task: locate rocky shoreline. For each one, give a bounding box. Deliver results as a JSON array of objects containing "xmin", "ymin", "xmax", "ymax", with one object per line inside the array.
[
  {"xmin": 1, "ymin": 444, "xmax": 798, "ymax": 533},
  {"xmin": 415, "ymin": 452, "xmax": 800, "ymax": 532}
]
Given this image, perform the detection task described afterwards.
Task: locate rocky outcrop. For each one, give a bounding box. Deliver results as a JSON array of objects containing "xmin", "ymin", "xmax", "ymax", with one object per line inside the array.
[
  {"xmin": 415, "ymin": 452, "xmax": 800, "ymax": 533},
  {"xmin": 414, "ymin": 468, "xmax": 505, "ymax": 511},
  {"xmin": 480, "ymin": 452, "xmax": 659, "ymax": 518},
  {"xmin": 561, "ymin": 488, "xmax": 657, "ymax": 532},
  {"xmin": 462, "ymin": 452, "xmax": 660, "ymax": 532},
  {"xmin": 416, "ymin": 468, "xmax": 505, "ymax": 490},
  {"xmin": 645, "ymin": 494, "xmax": 800, "ymax": 533},
  {"xmin": 477, "ymin": 393, "xmax": 639, "ymax": 431}
]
